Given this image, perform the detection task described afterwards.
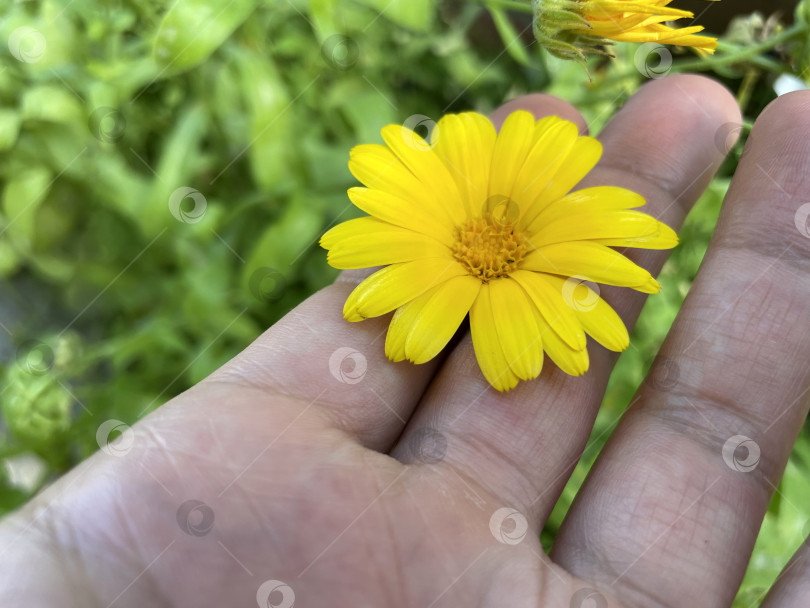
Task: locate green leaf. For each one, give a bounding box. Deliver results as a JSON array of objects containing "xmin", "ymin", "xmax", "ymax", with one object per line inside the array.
[
  {"xmin": 308, "ymin": 0, "xmax": 339, "ymax": 40},
  {"xmin": 141, "ymin": 105, "xmax": 209, "ymax": 236},
  {"xmin": 333, "ymin": 84, "xmax": 397, "ymax": 143},
  {"xmin": 20, "ymin": 85, "xmax": 84, "ymax": 125},
  {"xmin": 352, "ymin": 0, "xmax": 435, "ymax": 31},
  {"xmin": 153, "ymin": 0, "xmax": 257, "ymax": 74},
  {"xmin": 241, "ymin": 193, "xmax": 323, "ymax": 302},
  {"xmin": 0, "ymin": 110, "xmax": 21, "ymax": 151},
  {"xmin": 235, "ymin": 52, "xmax": 293, "ymax": 191},
  {"xmin": 2, "ymin": 167, "xmax": 52, "ymax": 247}
]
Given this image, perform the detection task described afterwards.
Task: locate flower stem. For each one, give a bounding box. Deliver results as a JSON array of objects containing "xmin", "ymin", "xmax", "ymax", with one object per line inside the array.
[
  {"xmin": 479, "ymin": 0, "xmax": 533, "ymax": 13},
  {"xmin": 672, "ymin": 23, "xmax": 809, "ymax": 72}
]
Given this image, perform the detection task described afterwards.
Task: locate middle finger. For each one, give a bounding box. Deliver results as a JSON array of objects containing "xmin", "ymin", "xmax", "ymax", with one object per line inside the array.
[{"xmin": 390, "ymin": 75, "xmax": 741, "ymax": 524}]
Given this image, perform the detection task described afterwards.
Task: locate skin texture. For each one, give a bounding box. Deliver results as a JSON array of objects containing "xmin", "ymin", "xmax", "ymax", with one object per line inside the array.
[{"xmin": 2, "ymin": 75, "xmax": 810, "ymax": 608}]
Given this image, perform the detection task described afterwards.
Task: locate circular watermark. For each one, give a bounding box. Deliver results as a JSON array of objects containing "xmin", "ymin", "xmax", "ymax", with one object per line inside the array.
[
  {"xmin": 407, "ymin": 427, "xmax": 447, "ymax": 464},
  {"xmin": 88, "ymin": 107, "xmax": 127, "ymax": 143},
  {"xmin": 256, "ymin": 579, "xmax": 295, "ymax": 608},
  {"xmin": 714, "ymin": 122, "xmax": 743, "ymax": 155},
  {"xmin": 793, "ymin": 203, "xmax": 810, "ymax": 239},
  {"xmin": 484, "ymin": 194, "xmax": 520, "ymax": 227},
  {"xmin": 562, "ymin": 276, "xmax": 600, "ymax": 312},
  {"xmin": 401, "ymin": 114, "xmax": 438, "ymax": 151},
  {"xmin": 321, "ymin": 34, "xmax": 359, "ymax": 71},
  {"xmin": 570, "ymin": 588, "xmax": 608, "ymax": 608},
  {"xmin": 176, "ymin": 499, "xmax": 216, "ymax": 537},
  {"xmin": 634, "ymin": 43, "xmax": 672, "ymax": 79},
  {"xmin": 8, "ymin": 27, "xmax": 46, "ymax": 63},
  {"xmin": 15, "ymin": 340, "xmax": 54, "ymax": 376},
  {"xmin": 722, "ymin": 435, "xmax": 761, "ymax": 473},
  {"xmin": 489, "ymin": 507, "xmax": 529, "ymax": 545},
  {"xmin": 328, "ymin": 347, "xmax": 367, "ymax": 384},
  {"xmin": 248, "ymin": 267, "xmax": 287, "ymax": 303},
  {"xmin": 168, "ymin": 187, "xmax": 207, "ymax": 224},
  {"xmin": 648, "ymin": 356, "xmax": 680, "ymax": 391},
  {"xmin": 96, "ymin": 419, "xmax": 135, "ymax": 457}
]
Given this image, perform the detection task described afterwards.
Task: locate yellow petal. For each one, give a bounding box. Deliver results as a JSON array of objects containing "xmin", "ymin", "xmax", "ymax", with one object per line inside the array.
[
  {"xmin": 585, "ymin": 1, "xmax": 693, "ymax": 21},
  {"xmin": 488, "ymin": 110, "xmax": 538, "ymax": 203},
  {"xmin": 582, "ymin": 1, "xmax": 718, "ymax": 53},
  {"xmin": 534, "ymin": 311, "xmax": 589, "ymax": 376},
  {"xmin": 349, "ymin": 144, "xmax": 418, "ymax": 195},
  {"xmin": 404, "ymin": 275, "xmax": 481, "ymax": 364},
  {"xmin": 511, "ymin": 119, "xmax": 579, "ymax": 216},
  {"xmin": 578, "ymin": 298, "xmax": 629, "ymax": 352},
  {"xmin": 489, "ymin": 277, "xmax": 544, "ymax": 381},
  {"xmin": 510, "ymin": 269, "xmax": 586, "ymax": 350},
  {"xmin": 530, "ymin": 211, "xmax": 665, "ymax": 248},
  {"xmin": 348, "ymin": 144, "xmax": 461, "ymax": 230},
  {"xmin": 528, "ymin": 186, "xmax": 646, "ymax": 234},
  {"xmin": 321, "ymin": 217, "xmax": 451, "ymax": 269},
  {"xmin": 469, "ymin": 284, "xmax": 520, "ymax": 392},
  {"xmin": 594, "ymin": 221, "xmax": 679, "ymax": 250},
  {"xmin": 385, "ymin": 284, "xmax": 445, "ymax": 362},
  {"xmin": 380, "ymin": 125, "xmax": 466, "ymax": 224},
  {"xmin": 521, "ymin": 136, "xmax": 602, "ymax": 229},
  {"xmin": 521, "ymin": 241, "xmax": 660, "ymax": 293},
  {"xmin": 349, "ymin": 144, "xmax": 442, "ymax": 211},
  {"xmin": 347, "ymin": 187, "xmax": 454, "ymax": 245},
  {"xmin": 541, "ymin": 275, "xmax": 629, "ymax": 352},
  {"xmin": 433, "ymin": 112, "xmax": 497, "ymax": 219},
  {"xmin": 343, "ymin": 258, "xmax": 466, "ymax": 321}
]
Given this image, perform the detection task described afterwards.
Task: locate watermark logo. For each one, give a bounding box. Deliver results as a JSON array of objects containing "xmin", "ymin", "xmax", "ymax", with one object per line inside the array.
[
  {"xmin": 176, "ymin": 499, "xmax": 216, "ymax": 536},
  {"xmin": 257, "ymin": 580, "xmax": 295, "ymax": 608},
  {"xmin": 9, "ymin": 27, "xmax": 46, "ymax": 63},
  {"xmin": 169, "ymin": 187, "xmax": 207, "ymax": 224},
  {"xmin": 634, "ymin": 43, "xmax": 672, "ymax": 79},
  {"xmin": 329, "ymin": 347, "xmax": 367, "ymax": 384},
  {"xmin": 489, "ymin": 507, "xmax": 529, "ymax": 545},
  {"xmin": 722, "ymin": 435, "xmax": 760, "ymax": 473},
  {"xmin": 96, "ymin": 419, "xmax": 135, "ymax": 457}
]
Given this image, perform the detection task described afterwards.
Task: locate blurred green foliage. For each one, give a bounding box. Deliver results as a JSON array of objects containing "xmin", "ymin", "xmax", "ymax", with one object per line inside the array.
[{"xmin": 0, "ymin": 0, "xmax": 808, "ymax": 603}]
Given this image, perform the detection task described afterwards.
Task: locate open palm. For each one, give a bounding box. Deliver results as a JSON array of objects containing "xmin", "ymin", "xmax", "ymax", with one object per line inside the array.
[{"xmin": 3, "ymin": 75, "xmax": 810, "ymax": 608}]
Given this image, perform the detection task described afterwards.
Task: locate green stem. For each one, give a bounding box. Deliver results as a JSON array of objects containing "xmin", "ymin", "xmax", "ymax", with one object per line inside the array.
[
  {"xmin": 713, "ymin": 40, "xmax": 791, "ymax": 73},
  {"xmin": 480, "ymin": 0, "xmax": 533, "ymax": 13},
  {"xmin": 673, "ymin": 22, "xmax": 809, "ymax": 72}
]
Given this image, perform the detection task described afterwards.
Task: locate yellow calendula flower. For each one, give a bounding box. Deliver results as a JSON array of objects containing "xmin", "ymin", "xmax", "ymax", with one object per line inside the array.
[
  {"xmin": 532, "ymin": 0, "xmax": 719, "ymax": 62},
  {"xmin": 320, "ymin": 111, "xmax": 677, "ymax": 391}
]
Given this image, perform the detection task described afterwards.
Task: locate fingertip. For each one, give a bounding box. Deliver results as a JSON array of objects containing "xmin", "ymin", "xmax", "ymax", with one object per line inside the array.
[
  {"xmin": 490, "ymin": 93, "xmax": 588, "ymax": 134},
  {"xmin": 589, "ymin": 74, "xmax": 740, "ymax": 228},
  {"xmin": 610, "ymin": 74, "xmax": 742, "ymax": 158},
  {"xmin": 717, "ymin": 89, "xmax": 810, "ymax": 259},
  {"xmin": 652, "ymin": 74, "xmax": 741, "ymax": 123},
  {"xmin": 740, "ymin": 89, "xmax": 810, "ymax": 194},
  {"xmin": 751, "ymin": 89, "xmax": 810, "ymax": 142}
]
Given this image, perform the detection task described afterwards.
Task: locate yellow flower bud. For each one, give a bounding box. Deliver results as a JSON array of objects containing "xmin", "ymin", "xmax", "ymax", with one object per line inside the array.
[{"xmin": 531, "ymin": 0, "xmax": 718, "ymax": 63}]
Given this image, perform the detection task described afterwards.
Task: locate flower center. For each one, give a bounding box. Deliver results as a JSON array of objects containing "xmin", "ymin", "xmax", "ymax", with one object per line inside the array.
[{"xmin": 452, "ymin": 214, "xmax": 528, "ymax": 282}]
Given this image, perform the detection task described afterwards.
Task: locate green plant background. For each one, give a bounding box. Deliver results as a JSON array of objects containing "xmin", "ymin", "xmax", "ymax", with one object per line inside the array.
[{"xmin": 1, "ymin": 1, "xmax": 808, "ymax": 605}]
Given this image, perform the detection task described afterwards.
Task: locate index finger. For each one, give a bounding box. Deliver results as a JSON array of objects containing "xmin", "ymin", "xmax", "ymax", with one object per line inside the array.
[{"xmin": 204, "ymin": 97, "xmax": 587, "ymax": 452}]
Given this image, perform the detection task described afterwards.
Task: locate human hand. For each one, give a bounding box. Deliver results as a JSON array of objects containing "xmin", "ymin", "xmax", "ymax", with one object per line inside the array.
[{"xmin": 2, "ymin": 75, "xmax": 810, "ymax": 608}]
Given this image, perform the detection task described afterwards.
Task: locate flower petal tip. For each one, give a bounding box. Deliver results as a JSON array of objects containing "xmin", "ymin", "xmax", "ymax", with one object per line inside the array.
[
  {"xmin": 637, "ymin": 278, "xmax": 662, "ymax": 294},
  {"xmin": 343, "ymin": 309, "xmax": 365, "ymax": 322}
]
